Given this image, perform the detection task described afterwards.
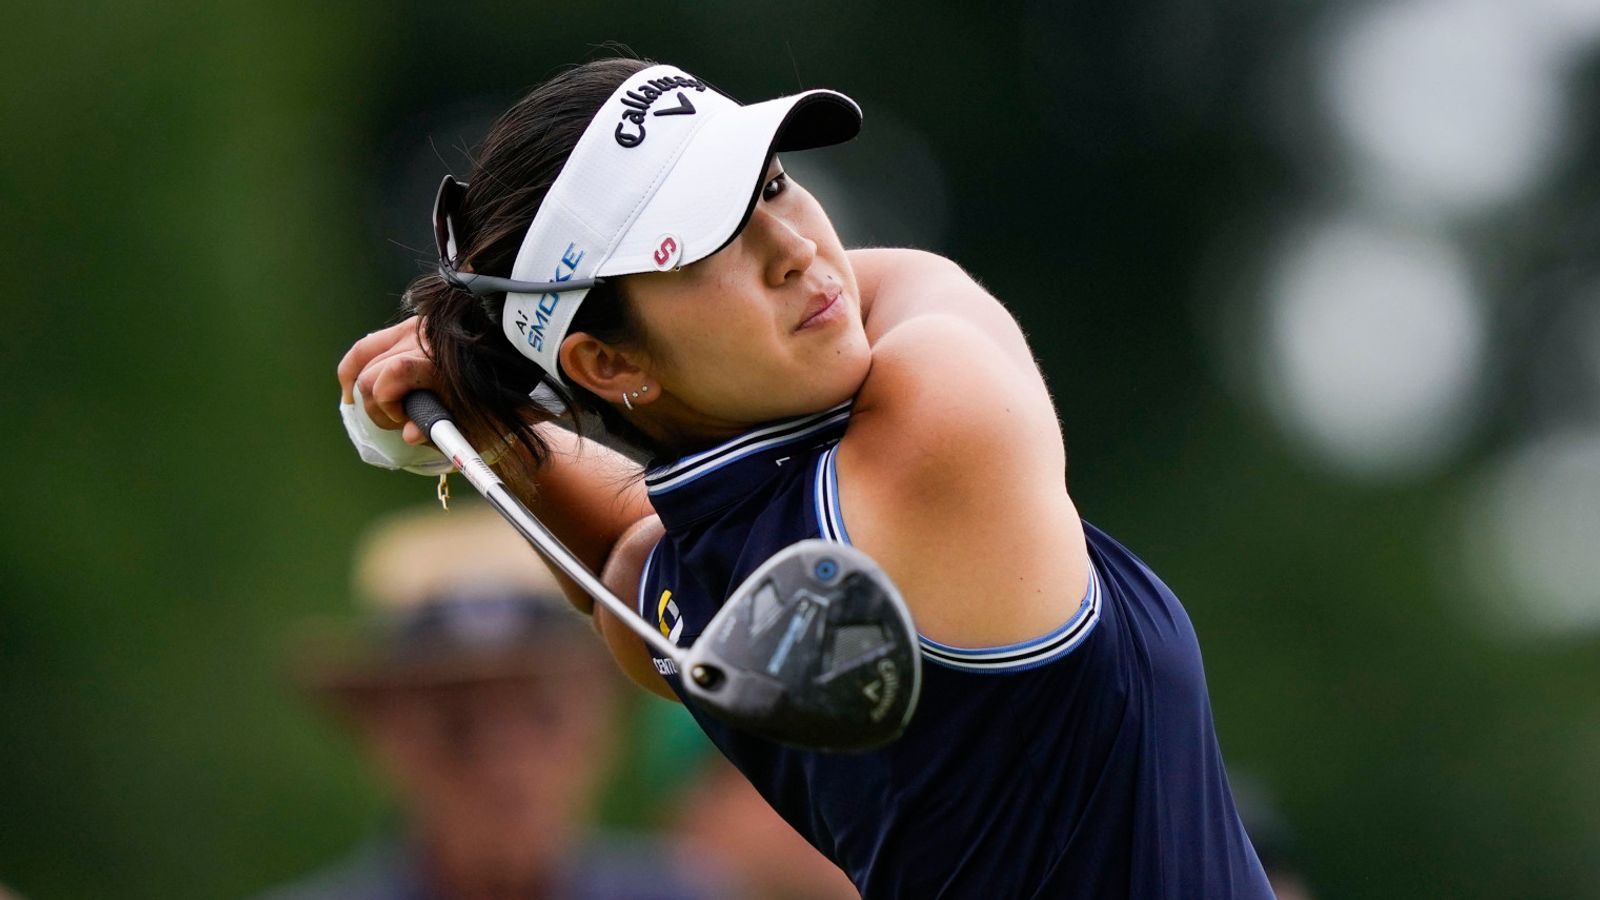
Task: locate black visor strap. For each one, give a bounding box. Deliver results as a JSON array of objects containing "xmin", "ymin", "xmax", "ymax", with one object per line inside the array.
[
  {"xmin": 439, "ymin": 267, "xmax": 603, "ymax": 297},
  {"xmin": 430, "ymin": 174, "xmax": 603, "ymax": 298}
]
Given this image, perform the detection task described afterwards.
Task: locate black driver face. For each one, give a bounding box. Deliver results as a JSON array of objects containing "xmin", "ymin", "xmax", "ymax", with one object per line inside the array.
[{"xmin": 683, "ymin": 540, "xmax": 922, "ymax": 752}]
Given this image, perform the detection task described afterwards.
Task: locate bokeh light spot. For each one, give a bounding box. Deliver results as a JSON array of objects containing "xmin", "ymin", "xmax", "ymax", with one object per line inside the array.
[
  {"xmin": 1461, "ymin": 429, "xmax": 1600, "ymax": 636},
  {"xmin": 1322, "ymin": 0, "xmax": 1565, "ymax": 212},
  {"xmin": 1260, "ymin": 216, "xmax": 1486, "ymax": 479}
]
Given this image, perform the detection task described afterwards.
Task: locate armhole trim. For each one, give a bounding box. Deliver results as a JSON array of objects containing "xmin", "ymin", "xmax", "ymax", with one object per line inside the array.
[
  {"xmin": 636, "ymin": 537, "xmax": 664, "ymax": 621},
  {"xmin": 812, "ymin": 442, "xmax": 851, "ymax": 544},
  {"xmin": 814, "ymin": 437, "xmax": 1101, "ymax": 673},
  {"xmin": 919, "ymin": 562, "xmax": 1103, "ymax": 673}
]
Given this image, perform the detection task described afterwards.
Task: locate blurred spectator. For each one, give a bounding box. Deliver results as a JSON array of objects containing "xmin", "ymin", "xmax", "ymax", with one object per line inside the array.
[
  {"xmin": 259, "ymin": 502, "xmax": 720, "ymax": 900},
  {"xmin": 623, "ymin": 702, "xmax": 858, "ymax": 900},
  {"xmin": 1231, "ymin": 772, "xmax": 1316, "ymax": 900},
  {"xmin": 671, "ymin": 755, "xmax": 859, "ymax": 900}
]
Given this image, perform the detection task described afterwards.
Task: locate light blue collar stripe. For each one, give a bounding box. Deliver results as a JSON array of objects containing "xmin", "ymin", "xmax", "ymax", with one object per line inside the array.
[
  {"xmin": 647, "ymin": 401, "xmax": 852, "ymax": 485},
  {"xmin": 813, "ymin": 451, "xmax": 837, "ymax": 540},
  {"xmin": 648, "ymin": 406, "xmax": 852, "ymax": 494},
  {"xmin": 814, "ymin": 443, "xmax": 851, "ymax": 544},
  {"xmin": 636, "ymin": 538, "xmax": 663, "ymax": 619}
]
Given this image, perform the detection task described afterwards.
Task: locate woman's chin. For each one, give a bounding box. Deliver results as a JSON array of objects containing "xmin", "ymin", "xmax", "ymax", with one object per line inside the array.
[{"xmin": 813, "ymin": 349, "xmax": 873, "ymax": 408}]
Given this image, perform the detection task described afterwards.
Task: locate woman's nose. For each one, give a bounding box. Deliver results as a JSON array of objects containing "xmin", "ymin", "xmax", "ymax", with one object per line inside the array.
[{"xmin": 753, "ymin": 207, "xmax": 817, "ymax": 286}]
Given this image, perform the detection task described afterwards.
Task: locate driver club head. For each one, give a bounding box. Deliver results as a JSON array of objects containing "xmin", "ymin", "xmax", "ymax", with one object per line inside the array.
[{"xmin": 681, "ymin": 539, "xmax": 922, "ymax": 752}]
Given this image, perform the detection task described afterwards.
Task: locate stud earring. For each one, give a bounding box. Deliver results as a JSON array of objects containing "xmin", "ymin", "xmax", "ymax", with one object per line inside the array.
[{"xmin": 621, "ymin": 384, "xmax": 650, "ymax": 411}]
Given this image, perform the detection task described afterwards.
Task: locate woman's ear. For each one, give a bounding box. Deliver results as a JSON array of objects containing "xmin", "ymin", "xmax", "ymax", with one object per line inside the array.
[{"xmin": 558, "ymin": 332, "xmax": 650, "ymax": 402}]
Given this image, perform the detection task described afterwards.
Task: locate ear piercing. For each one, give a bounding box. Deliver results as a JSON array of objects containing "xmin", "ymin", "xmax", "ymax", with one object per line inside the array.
[{"xmin": 621, "ymin": 384, "xmax": 650, "ymax": 411}]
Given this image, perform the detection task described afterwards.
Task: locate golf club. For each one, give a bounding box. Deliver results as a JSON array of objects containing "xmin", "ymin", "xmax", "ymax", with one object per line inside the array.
[{"xmin": 403, "ymin": 390, "xmax": 922, "ymax": 751}]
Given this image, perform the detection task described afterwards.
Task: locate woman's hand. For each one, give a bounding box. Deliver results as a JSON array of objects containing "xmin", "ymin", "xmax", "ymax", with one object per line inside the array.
[{"xmin": 337, "ymin": 317, "xmax": 436, "ymax": 446}]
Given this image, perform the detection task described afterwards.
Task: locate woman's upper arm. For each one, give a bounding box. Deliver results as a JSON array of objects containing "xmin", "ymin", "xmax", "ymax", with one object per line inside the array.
[
  {"xmin": 848, "ymin": 312, "xmax": 1065, "ymax": 511},
  {"xmin": 837, "ymin": 250, "xmax": 1089, "ymax": 646},
  {"xmin": 847, "ymin": 249, "xmax": 1065, "ymax": 486},
  {"xmin": 596, "ymin": 514, "xmax": 679, "ymax": 702},
  {"xmin": 528, "ymin": 425, "xmax": 657, "ymax": 578},
  {"xmin": 852, "ymin": 248, "xmax": 1041, "ymax": 380}
]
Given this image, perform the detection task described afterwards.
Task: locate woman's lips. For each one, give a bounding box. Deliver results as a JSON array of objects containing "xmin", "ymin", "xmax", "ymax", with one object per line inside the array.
[{"xmin": 796, "ymin": 288, "xmax": 842, "ymax": 331}]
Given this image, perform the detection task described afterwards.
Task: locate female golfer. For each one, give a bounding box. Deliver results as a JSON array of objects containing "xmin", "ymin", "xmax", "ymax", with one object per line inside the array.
[{"xmin": 339, "ymin": 57, "xmax": 1272, "ymax": 898}]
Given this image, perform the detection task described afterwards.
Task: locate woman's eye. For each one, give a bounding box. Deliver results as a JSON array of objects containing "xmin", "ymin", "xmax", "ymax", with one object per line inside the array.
[{"xmin": 762, "ymin": 172, "xmax": 788, "ymax": 201}]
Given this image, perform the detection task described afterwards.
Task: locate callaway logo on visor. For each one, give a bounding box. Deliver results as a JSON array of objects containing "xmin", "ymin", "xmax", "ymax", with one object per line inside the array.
[{"xmin": 614, "ymin": 74, "xmax": 708, "ymax": 148}]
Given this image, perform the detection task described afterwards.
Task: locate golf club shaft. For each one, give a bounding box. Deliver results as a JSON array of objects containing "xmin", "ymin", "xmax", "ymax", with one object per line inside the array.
[{"xmin": 403, "ymin": 390, "xmax": 682, "ymax": 662}]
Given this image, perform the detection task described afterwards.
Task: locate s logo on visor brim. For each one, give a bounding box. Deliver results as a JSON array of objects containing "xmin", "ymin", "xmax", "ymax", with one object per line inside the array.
[{"xmin": 653, "ymin": 234, "xmax": 683, "ymax": 271}]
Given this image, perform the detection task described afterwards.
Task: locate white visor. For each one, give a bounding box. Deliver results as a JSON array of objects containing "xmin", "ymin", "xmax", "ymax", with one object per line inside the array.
[{"xmin": 499, "ymin": 64, "xmax": 862, "ymax": 383}]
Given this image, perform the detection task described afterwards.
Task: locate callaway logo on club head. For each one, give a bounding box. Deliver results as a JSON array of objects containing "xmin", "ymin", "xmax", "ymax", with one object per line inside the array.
[
  {"xmin": 614, "ymin": 74, "xmax": 708, "ymax": 148},
  {"xmin": 865, "ymin": 658, "xmax": 901, "ymax": 722}
]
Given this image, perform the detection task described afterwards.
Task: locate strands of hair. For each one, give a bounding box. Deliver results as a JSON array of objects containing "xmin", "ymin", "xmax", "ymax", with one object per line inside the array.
[{"xmin": 402, "ymin": 54, "xmax": 659, "ymax": 490}]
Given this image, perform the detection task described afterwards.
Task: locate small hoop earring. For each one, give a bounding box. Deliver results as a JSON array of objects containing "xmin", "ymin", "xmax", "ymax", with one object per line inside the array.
[{"xmin": 621, "ymin": 392, "xmax": 633, "ymax": 411}]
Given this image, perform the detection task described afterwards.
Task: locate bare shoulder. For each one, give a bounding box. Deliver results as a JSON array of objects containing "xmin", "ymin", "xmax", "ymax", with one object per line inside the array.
[
  {"xmin": 847, "ymin": 246, "xmax": 960, "ymax": 282},
  {"xmin": 850, "ymin": 317, "xmax": 1063, "ymax": 496},
  {"xmin": 836, "ymin": 248, "xmax": 1089, "ymax": 646},
  {"xmin": 597, "ymin": 514, "xmax": 678, "ymax": 701},
  {"xmin": 850, "ymin": 248, "xmax": 1039, "ymax": 372},
  {"xmin": 844, "ymin": 247, "xmax": 1063, "ymax": 490}
]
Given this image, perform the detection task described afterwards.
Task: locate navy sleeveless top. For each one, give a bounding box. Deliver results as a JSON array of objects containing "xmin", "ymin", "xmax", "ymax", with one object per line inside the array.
[{"xmin": 636, "ymin": 403, "xmax": 1272, "ymax": 899}]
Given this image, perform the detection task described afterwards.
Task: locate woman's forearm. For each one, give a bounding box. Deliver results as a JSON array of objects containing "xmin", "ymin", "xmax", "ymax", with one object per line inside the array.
[{"xmin": 504, "ymin": 424, "xmax": 653, "ymax": 614}]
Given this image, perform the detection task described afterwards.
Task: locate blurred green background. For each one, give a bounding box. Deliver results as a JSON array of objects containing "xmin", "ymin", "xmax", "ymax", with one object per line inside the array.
[{"xmin": 4, "ymin": 0, "xmax": 1599, "ymax": 897}]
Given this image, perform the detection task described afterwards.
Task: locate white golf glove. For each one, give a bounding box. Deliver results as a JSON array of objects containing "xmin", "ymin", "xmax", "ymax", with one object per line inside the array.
[{"xmin": 339, "ymin": 385, "xmax": 453, "ymax": 476}]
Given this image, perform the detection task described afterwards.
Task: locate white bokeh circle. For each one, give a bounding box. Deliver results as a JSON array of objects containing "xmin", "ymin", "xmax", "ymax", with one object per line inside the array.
[
  {"xmin": 1322, "ymin": 0, "xmax": 1566, "ymax": 212},
  {"xmin": 1459, "ymin": 429, "xmax": 1600, "ymax": 636},
  {"xmin": 1260, "ymin": 215, "xmax": 1487, "ymax": 479}
]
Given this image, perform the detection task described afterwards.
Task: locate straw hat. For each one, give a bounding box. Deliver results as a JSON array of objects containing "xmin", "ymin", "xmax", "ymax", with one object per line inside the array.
[{"xmin": 295, "ymin": 501, "xmax": 604, "ymax": 693}]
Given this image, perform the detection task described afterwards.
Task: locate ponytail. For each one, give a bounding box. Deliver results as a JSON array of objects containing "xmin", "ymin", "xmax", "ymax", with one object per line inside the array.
[
  {"xmin": 404, "ymin": 271, "xmax": 553, "ymax": 488},
  {"xmin": 393, "ymin": 55, "xmax": 663, "ymax": 492}
]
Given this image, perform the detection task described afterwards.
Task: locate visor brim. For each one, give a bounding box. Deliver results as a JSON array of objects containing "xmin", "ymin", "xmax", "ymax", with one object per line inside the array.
[{"xmin": 599, "ymin": 89, "xmax": 862, "ymax": 276}]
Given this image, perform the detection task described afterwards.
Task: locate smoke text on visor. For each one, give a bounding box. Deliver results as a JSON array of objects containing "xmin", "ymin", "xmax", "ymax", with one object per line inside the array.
[
  {"xmin": 614, "ymin": 75, "xmax": 709, "ymax": 148},
  {"xmin": 512, "ymin": 243, "xmax": 585, "ymax": 353}
]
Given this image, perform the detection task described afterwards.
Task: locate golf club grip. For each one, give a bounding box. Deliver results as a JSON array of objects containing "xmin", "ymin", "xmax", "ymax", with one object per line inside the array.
[{"xmin": 403, "ymin": 390, "xmax": 453, "ymax": 436}]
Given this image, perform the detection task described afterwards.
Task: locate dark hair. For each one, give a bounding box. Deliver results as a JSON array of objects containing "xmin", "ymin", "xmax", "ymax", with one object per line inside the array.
[{"xmin": 402, "ymin": 56, "xmax": 658, "ymax": 487}]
